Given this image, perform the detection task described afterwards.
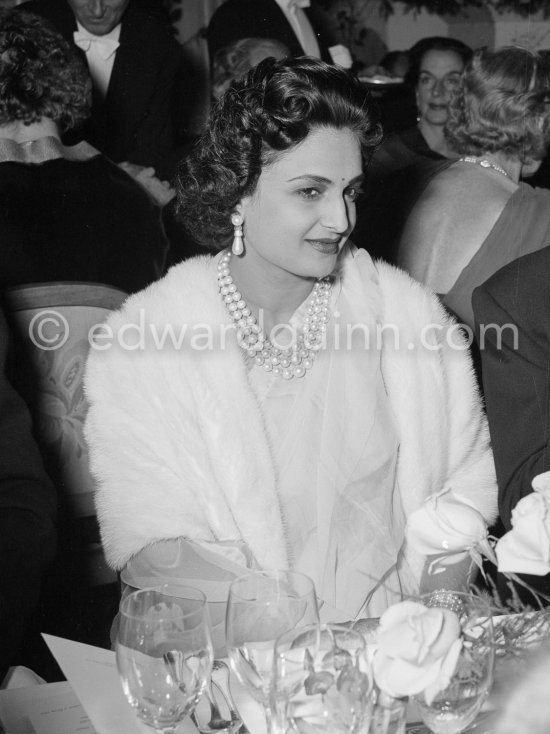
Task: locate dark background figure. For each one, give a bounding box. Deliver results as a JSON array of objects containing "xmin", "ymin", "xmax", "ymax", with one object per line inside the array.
[
  {"xmin": 207, "ymin": 0, "xmax": 332, "ymax": 64},
  {"xmin": 211, "ymin": 37, "xmax": 290, "ymax": 99},
  {"xmin": 20, "ymin": 0, "xmax": 183, "ymax": 177},
  {"xmin": 473, "ymin": 246, "xmax": 550, "ymax": 603},
  {"xmin": 0, "ymin": 306, "xmax": 57, "ymax": 683},
  {"xmin": 0, "ymin": 9, "xmax": 168, "ymax": 294},
  {"xmin": 353, "ymin": 36, "xmax": 472, "ymax": 263}
]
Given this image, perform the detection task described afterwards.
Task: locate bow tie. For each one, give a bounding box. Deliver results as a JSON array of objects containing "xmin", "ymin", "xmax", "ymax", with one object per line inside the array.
[
  {"xmin": 73, "ymin": 31, "xmax": 119, "ymax": 60},
  {"xmin": 288, "ymin": 0, "xmax": 310, "ymax": 8}
]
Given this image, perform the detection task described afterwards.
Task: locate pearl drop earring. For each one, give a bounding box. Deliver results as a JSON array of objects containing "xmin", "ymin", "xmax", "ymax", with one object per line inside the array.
[{"xmin": 231, "ymin": 213, "xmax": 244, "ymax": 256}]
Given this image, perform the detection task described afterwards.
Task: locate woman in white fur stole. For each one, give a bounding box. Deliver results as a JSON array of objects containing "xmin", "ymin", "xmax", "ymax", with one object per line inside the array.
[{"xmin": 84, "ymin": 57, "xmax": 497, "ymax": 651}]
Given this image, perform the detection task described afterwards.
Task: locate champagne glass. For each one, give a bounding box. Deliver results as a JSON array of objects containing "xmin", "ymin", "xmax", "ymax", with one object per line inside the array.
[
  {"xmin": 225, "ymin": 569, "xmax": 319, "ymax": 733},
  {"xmin": 272, "ymin": 623, "xmax": 373, "ymax": 733},
  {"xmin": 116, "ymin": 584, "xmax": 214, "ymax": 734},
  {"xmin": 412, "ymin": 591, "xmax": 494, "ymax": 734}
]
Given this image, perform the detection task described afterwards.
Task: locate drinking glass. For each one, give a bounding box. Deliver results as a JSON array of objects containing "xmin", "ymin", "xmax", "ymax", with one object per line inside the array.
[
  {"xmin": 411, "ymin": 591, "xmax": 494, "ymax": 734},
  {"xmin": 272, "ymin": 623, "xmax": 373, "ymax": 734},
  {"xmin": 225, "ymin": 569, "xmax": 319, "ymax": 733},
  {"xmin": 116, "ymin": 584, "xmax": 214, "ymax": 734}
]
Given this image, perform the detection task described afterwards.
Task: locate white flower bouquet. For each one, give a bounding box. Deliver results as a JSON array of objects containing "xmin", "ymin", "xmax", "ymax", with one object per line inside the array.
[{"xmin": 404, "ymin": 473, "xmax": 550, "ymax": 657}]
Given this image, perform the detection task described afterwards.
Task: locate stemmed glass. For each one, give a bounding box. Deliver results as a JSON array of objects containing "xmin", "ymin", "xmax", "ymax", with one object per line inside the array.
[
  {"xmin": 412, "ymin": 591, "xmax": 495, "ymax": 734},
  {"xmin": 272, "ymin": 623, "xmax": 373, "ymax": 733},
  {"xmin": 225, "ymin": 569, "xmax": 319, "ymax": 733},
  {"xmin": 116, "ymin": 583, "xmax": 214, "ymax": 734}
]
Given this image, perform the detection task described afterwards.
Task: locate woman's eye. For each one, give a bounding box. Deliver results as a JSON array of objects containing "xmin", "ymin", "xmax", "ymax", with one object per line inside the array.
[
  {"xmin": 444, "ymin": 75, "xmax": 461, "ymax": 90},
  {"xmin": 299, "ymin": 188, "xmax": 321, "ymax": 200}
]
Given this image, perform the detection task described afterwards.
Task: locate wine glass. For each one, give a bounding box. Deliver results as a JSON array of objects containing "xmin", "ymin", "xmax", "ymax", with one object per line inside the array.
[
  {"xmin": 225, "ymin": 569, "xmax": 319, "ymax": 733},
  {"xmin": 412, "ymin": 591, "xmax": 495, "ymax": 734},
  {"xmin": 116, "ymin": 583, "xmax": 214, "ymax": 734},
  {"xmin": 272, "ymin": 623, "xmax": 373, "ymax": 734}
]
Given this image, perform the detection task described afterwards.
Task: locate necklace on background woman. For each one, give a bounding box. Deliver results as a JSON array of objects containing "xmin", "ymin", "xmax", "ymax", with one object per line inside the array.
[
  {"xmin": 458, "ymin": 155, "xmax": 509, "ymax": 178},
  {"xmin": 217, "ymin": 251, "xmax": 333, "ymax": 380}
]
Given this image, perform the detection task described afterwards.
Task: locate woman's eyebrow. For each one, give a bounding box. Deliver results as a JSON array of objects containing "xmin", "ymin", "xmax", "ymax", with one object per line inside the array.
[
  {"xmin": 286, "ymin": 174, "xmax": 332, "ymax": 183},
  {"xmin": 287, "ymin": 174, "xmax": 365, "ymax": 184}
]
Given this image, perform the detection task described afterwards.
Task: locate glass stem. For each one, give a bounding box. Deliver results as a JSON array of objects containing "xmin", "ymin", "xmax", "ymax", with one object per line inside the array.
[{"xmin": 265, "ymin": 701, "xmax": 286, "ymax": 734}]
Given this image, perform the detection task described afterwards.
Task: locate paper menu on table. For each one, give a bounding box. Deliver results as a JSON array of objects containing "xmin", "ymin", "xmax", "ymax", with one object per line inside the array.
[
  {"xmin": 0, "ymin": 680, "xmax": 96, "ymax": 734},
  {"xmin": 42, "ymin": 634, "xmax": 197, "ymax": 734}
]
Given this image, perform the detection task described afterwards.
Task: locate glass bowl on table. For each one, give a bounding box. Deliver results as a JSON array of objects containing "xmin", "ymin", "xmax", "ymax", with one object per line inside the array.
[
  {"xmin": 225, "ymin": 569, "xmax": 319, "ymax": 733},
  {"xmin": 116, "ymin": 583, "xmax": 214, "ymax": 734}
]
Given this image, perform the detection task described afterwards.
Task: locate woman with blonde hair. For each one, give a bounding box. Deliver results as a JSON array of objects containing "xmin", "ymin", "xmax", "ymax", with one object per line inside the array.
[{"xmin": 396, "ymin": 46, "xmax": 550, "ymax": 329}]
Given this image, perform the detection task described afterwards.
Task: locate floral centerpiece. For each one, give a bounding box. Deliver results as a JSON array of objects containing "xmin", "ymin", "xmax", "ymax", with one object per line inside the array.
[
  {"xmin": 350, "ymin": 472, "xmax": 550, "ymax": 732},
  {"xmin": 404, "ymin": 472, "xmax": 550, "ymax": 655}
]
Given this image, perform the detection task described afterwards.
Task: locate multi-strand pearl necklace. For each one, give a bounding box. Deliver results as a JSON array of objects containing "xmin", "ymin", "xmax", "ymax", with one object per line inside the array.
[
  {"xmin": 217, "ymin": 251, "xmax": 333, "ymax": 380},
  {"xmin": 458, "ymin": 156, "xmax": 509, "ymax": 178}
]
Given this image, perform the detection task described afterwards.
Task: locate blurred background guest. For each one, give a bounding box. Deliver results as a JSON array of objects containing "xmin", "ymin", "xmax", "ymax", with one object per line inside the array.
[
  {"xmin": 354, "ymin": 36, "xmax": 471, "ymax": 262},
  {"xmin": 473, "ymin": 246, "xmax": 550, "ymax": 601},
  {"xmin": 0, "ymin": 9, "xmax": 168, "ymax": 294},
  {"xmin": 0, "ymin": 306, "xmax": 56, "ymax": 684},
  {"xmin": 19, "ymin": 0, "xmax": 183, "ymax": 177},
  {"xmin": 378, "ymin": 49, "xmax": 410, "ymax": 80},
  {"xmin": 207, "ymin": 0, "xmax": 332, "ymax": 64},
  {"xmin": 396, "ymin": 46, "xmax": 550, "ymax": 330},
  {"xmin": 211, "ymin": 37, "xmax": 289, "ymax": 99},
  {"xmin": 370, "ymin": 36, "xmax": 472, "ymax": 175}
]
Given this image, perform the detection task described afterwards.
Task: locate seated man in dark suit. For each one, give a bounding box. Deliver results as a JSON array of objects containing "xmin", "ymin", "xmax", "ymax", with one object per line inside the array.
[
  {"xmin": 207, "ymin": 0, "xmax": 333, "ymax": 64},
  {"xmin": 20, "ymin": 0, "xmax": 182, "ymax": 175},
  {"xmin": 473, "ymin": 246, "xmax": 550, "ymax": 600},
  {"xmin": 0, "ymin": 307, "xmax": 57, "ymax": 682}
]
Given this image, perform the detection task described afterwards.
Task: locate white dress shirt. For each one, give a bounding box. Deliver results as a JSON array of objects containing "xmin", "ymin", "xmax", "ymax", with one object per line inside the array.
[
  {"xmin": 74, "ymin": 22, "xmax": 121, "ymax": 98},
  {"xmin": 273, "ymin": 0, "xmax": 320, "ymax": 58}
]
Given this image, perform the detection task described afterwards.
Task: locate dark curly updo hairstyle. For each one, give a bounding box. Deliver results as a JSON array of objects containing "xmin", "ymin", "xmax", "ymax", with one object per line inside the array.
[
  {"xmin": 445, "ymin": 46, "xmax": 550, "ymax": 161},
  {"xmin": 405, "ymin": 36, "xmax": 472, "ymax": 89},
  {"xmin": 0, "ymin": 9, "xmax": 90, "ymax": 132},
  {"xmin": 177, "ymin": 56, "xmax": 381, "ymax": 250}
]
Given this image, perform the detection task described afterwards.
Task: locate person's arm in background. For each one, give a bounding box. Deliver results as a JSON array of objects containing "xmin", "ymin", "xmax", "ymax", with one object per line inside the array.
[
  {"xmin": 0, "ymin": 307, "xmax": 57, "ymax": 682},
  {"xmin": 473, "ymin": 281, "xmax": 550, "ymax": 531}
]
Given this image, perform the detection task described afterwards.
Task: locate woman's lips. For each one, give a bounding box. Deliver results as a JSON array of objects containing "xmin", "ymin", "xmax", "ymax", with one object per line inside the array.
[{"xmin": 307, "ymin": 239, "xmax": 341, "ymax": 254}]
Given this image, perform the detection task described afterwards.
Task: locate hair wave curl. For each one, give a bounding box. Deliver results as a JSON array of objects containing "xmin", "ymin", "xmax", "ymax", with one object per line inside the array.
[
  {"xmin": 445, "ymin": 46, "xmax": 550, "ymax": 161},
  {"xmin": 0, "ymin": 9, "xmax": 90, "ymax": 132}
]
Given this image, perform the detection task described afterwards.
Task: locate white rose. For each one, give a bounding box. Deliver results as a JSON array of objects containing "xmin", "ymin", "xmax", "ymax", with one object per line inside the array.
[
  {"xmin": 406, "ymin": 488, "xmax": 492, "ymax": 566},
  {"xmin": 496, "ymin": 471, "xmax": 550, "ymax": 576},
  {"xmin": 372, "ymin": 600, "xmax": 462, "ymax": 704}
]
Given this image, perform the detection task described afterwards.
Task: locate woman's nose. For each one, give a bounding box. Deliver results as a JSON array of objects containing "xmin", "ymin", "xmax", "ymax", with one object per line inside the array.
[
  {"xmin": 321, "ymin": 194, "xmax": 352, "ymax": 233},
  {"xmin": 431, "ymin": 78, "xmax": 447, "ymax": 97}
]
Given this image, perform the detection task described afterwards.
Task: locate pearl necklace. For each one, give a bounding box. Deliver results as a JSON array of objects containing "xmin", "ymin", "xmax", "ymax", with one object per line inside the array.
[
  {"xmin": 217, "ymin": 251, "xmax": 333, "ymax": 380},
  {"xmin": 458, "ymin": 156, "xmax": 509, "ymax": 178}
]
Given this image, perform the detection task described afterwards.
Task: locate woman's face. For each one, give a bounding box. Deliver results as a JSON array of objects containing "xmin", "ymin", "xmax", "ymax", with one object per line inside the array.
[
  {"xmin": 416, "ymin": 49, "xmax": 464, "ymax": 127},
  {"xmin": 237, "ymin": 126, "xmax": 363, "ymax": 281}
]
